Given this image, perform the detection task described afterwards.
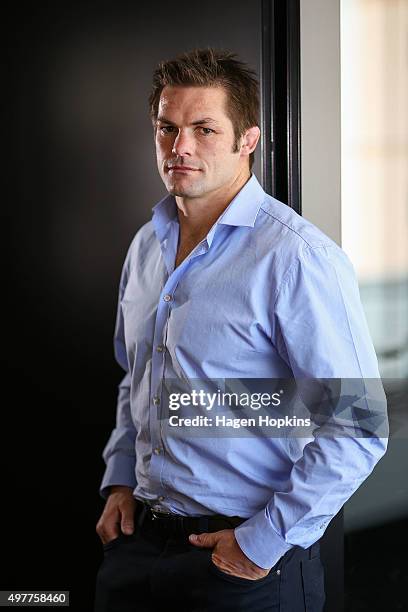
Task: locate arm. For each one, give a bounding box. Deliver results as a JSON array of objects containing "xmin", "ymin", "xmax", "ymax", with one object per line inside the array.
[
  {"xmin": 96, "ymin": 242, "xmax": 139, "ymax": 543},
  {"xmin": 99, "ymin": 373, "xmax": 137, "ymax": 499},
  {"xmin": 234, "ymin": 244, "xmax": 389, "ymax": 569},
  {"xmin": 99, "ymin": 242, "xmax": 137, "ymax": 499}
]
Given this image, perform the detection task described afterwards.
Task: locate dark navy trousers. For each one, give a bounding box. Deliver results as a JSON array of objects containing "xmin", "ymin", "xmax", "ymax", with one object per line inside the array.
[{"xmin": 94, "ymin": 510, "xmax": 325, "ymax": 612}]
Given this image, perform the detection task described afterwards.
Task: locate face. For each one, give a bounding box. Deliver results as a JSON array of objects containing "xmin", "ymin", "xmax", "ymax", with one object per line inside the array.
[{"xmin": 155, "ymin": 85, "xmax": 247, "ymax": 199}]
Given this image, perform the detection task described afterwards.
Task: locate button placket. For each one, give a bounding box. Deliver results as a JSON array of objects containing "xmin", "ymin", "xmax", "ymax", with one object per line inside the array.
[
  {"xmin": 148, "ymin": 268, "xmax": 182, "ymax": 494},
  {"xmin": 148, "ymin": 241, "xmax": 210, "ymax": 498}
]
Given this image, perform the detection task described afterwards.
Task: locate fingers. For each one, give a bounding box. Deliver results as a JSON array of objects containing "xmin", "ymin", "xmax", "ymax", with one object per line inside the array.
[
  {"xmin": 120, "ymin": 498, "xmax": 135, "ymax": 535},
  {"xmin": 96, "ymin": 491, "xmax": 136, "ymax": 544},
  {"xmin": 189, "ymin": 530, "xmax": 223, "ymax": 548},
  {"xmin": 96, "ymin": 514, "xmax": 120, "ymax": 545}
]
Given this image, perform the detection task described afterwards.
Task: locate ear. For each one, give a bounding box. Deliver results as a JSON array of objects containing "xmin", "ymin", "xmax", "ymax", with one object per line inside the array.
[{"xmin": 239, "ymin": 126, "xmax": 261, "ymax": 158}]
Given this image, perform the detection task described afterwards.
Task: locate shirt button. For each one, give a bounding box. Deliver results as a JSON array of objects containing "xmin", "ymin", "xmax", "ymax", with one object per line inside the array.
[
  {"xmin": 156, "ymin": 345, "xmax": 165, "ymax": 353},
  {"xmin": 163, "ymin": 294, "xmax": 172, "ymax": 302},
  {"xmin": 153, "ymin": 396, "xmax": 160, "ymax": 405},
  {"xmin": 276, "ymin": 569, "xmax": 281, "ymax": 576},
  {"xmin": 153, "ymin": 447, "xmax": 162, "ymax": 455},
  {"xmin": 158, "ymin": 496, "xmax": 165, "ymax": 502}
]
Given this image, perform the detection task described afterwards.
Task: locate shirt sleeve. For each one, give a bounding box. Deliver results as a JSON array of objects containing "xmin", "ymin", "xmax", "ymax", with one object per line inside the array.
[
  {"xmin": 234, "ymin": 244, "xmax": 389, "ymax": 569},
  {"xmin": 99, "ymin": 244, "xmax": 138, "ymax": 500}
]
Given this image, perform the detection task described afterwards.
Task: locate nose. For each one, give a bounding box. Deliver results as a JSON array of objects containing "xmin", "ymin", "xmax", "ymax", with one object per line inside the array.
[{"xmin": 171, "ymin": 129, "xmax": 194, "ymax": 157}]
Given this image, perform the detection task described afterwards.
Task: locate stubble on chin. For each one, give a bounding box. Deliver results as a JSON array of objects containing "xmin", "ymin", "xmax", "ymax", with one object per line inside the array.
[
  {"xmin": 167, "ymin": 187, "xmax": 185, "ymax": 197},
  {"xmin": 165, "ymin": 178, "xmax": 203, "ymax": 198},
  {"xmin": 168, "ymin": 187, "xmax": 197, "ymax": 198}
]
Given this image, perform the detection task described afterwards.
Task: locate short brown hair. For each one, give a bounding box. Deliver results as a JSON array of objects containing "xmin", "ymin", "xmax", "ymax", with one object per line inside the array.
[{"xmin": 149, "ymin": 48, "xmax": 260, "ymax": 169}]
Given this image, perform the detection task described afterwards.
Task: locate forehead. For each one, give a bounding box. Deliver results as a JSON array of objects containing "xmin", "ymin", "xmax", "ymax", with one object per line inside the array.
[{"xmin": 157, "ymin": 85, "xmax": 230, "ymax": 123}]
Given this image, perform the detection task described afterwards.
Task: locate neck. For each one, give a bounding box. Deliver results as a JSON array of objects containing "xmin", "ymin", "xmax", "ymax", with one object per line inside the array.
[{"xmin": 175, "ymin": 168, "xmax": 251, "ymax": 238}]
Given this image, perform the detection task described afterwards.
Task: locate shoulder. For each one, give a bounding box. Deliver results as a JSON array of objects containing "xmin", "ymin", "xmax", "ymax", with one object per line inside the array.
[
  {"xmin": 251, "ymin": 193, "xmax": 355, "ymax": 289},
  {"xmin": 123, "ymin": 220, "xmax": 157, "ymax": 267},
  {"xmin": 257, "ymin": 194, "xmax": 337, "ymax": 250},
  {"xmin": 117, "ymin": 220, "xmax": 157, "ymax": 290}
]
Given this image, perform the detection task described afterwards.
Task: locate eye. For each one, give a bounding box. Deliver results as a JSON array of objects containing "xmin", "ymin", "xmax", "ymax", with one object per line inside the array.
[
  {"xmin": 159, "ymin": 126, "xmax": 176, "ymax": 134},
  {"xmin": 198, "ymin": 127, "xmax": 214, "ymax": 135}
]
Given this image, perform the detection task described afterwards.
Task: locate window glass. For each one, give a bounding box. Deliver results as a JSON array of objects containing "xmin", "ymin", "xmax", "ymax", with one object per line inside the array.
[{"xmin": 341, "ymin": 0, "xmax": 408, "ymax": 379}]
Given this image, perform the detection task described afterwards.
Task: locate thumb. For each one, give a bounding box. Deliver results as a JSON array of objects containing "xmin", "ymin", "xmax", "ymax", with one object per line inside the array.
[
  {"xmin": 121, "ymin": 510, "xmax": 134, "ymax": 535},
  {"xmin": 189, "ymin": 532, "xmax": 217, "ymax": 548}
]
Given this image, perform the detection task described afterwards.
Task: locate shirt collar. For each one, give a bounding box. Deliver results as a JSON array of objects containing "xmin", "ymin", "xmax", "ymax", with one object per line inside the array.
[
  {"xmin": 215, "ymin": 174, "xmax": 266, "ymax": 228},
  {"xmin": 151, "ymin": 173, "xmax": 266, "ymax": 246},
  {"xmin": 151, "ymin": 194, "xmax": 178, "ymax": 244}
]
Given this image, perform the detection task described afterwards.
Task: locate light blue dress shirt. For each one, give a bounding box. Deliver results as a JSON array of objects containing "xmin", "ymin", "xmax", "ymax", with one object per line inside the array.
[{"xmin": 100, "ymin": 174, "xmax": 388, "ymax": 569}]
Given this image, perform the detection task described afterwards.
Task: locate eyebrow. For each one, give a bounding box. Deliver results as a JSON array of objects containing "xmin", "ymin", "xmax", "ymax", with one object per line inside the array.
[{"xmin": 156, "ymin": 116, "xmax": 219, "ymax": 126}]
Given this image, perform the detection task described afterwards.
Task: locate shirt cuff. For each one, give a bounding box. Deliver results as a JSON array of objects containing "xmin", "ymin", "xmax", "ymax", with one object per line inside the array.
[
  {"xmin": 234, "ymin": 507, "xmax": 294, "ymax": 569},
  {"xmin": 99, "ymin": 452, "xmax": 137, "ymax": 500}
]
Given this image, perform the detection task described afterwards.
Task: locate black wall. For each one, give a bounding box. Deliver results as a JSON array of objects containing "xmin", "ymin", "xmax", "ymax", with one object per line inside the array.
[{"xmin": 7, "ymin": 3, "xmax": 263, "ymax": 609}]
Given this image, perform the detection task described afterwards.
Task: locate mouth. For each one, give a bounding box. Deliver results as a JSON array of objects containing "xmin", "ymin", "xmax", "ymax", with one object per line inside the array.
[{"xmin": 167, "ymin": 165, "xmax": 201, "ymax": 174}]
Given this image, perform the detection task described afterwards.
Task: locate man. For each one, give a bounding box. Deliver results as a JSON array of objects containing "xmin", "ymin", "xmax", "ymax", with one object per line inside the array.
[{"xmin": 94, "ymin": 48, "xmax": 388, "ymax": 611}]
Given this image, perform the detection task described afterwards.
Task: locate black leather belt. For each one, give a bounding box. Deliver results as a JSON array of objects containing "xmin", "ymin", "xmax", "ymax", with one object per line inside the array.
[{"xmin": 135, "ymin": 499, "xmax": 246, "ymax": 537}]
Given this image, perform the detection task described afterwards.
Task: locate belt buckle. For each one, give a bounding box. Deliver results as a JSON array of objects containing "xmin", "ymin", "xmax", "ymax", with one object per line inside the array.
[{"xmin": 151, "ymin": 507, "xmax": 173, "ymax": 521}]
